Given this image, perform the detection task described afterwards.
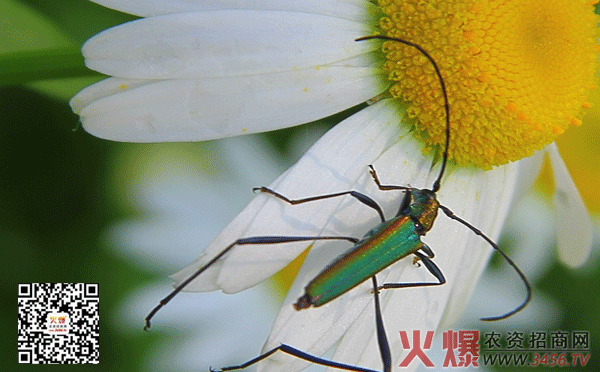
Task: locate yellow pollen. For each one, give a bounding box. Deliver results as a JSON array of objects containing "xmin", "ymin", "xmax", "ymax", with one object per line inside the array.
[{"xmin": 377, "ymin": 0, "xmax": 599, "ymax": 168}]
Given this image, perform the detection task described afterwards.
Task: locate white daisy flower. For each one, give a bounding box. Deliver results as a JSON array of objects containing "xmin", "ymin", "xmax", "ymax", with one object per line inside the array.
[{"xmin": 70, "ymin": 1, "xmax": 597, "ymax": 371}]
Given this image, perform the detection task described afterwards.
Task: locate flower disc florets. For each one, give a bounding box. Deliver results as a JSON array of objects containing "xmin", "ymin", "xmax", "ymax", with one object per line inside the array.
[{"xmin": 378, "ymin": 0, "xmax": 599, "ymax": 168}]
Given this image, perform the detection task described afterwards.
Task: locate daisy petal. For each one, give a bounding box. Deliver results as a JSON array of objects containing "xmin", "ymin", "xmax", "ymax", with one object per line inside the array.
[
  {"xmin": 89, "ymin": 0, "xmax": 374, "ymax": 21},
  {"xmin": 71, "ymin": 65, "xmax": 384, "ymax": 142},
  {"xmin": 508, "ymin": 149, "xmax": 545, "ymax": 206},
  {"xmin": 170, "ymin": 99, "xmax": 407, "ymax": 293},
  {"xmin": 548, "ymin": 143, "xmax": 593, "ymax": 268},
  {"xmin": 431, "ymin": 163, "xmax": 522, "ymax": 330},
  {"xmin": 70, "ymin": 77, "xmax": 157, "ymax": 116},
  {"xmin": 82, "ymin": 10, "xmax": 376, "ymax": 79}
]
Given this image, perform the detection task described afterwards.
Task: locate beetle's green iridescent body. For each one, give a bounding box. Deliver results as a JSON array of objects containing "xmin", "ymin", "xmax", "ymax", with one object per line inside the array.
[{"xmin": 295, "ymin": 189, "xmax": 439, "ymax": 310}]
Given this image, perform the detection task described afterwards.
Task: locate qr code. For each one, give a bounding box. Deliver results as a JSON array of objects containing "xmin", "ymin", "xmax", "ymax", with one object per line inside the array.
[{"xmin": 18, "ymin": 283, "xmax": 99, "ymax": 364}]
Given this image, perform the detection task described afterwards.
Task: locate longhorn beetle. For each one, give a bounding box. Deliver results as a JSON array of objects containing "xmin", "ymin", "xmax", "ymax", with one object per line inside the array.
[{"xmin": 144, "ymin": 35, "xmax": 531, "ymax": 372}]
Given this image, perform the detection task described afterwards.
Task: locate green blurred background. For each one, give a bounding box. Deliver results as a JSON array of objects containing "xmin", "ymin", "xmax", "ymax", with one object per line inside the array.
[{"xmin": 2, "ymin": 0, "xmax": 599, "ymax": 371}]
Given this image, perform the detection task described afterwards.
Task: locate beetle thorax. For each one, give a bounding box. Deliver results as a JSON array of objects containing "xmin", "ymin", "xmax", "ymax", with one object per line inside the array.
[{"xmin": 407, "ymin": 189, "xmax": 439, "ymax": 234}]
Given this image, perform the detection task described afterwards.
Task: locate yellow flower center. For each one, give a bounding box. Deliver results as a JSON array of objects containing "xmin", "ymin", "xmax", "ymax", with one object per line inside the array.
[{"xmin": 377, "ymin": 0, "xmax": 599, "ymax": 168}]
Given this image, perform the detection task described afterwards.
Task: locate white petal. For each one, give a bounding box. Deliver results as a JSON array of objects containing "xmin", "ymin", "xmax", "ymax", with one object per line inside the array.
[
  {"xmin": 430, "ymin": 164, "xmax": 522, "ymax": 328},
  {"xmin": 89, "ymin": 0, "xmax": 375, "ymax": 21},
  {"xmin": 170, "ymin": 99, "xmax": 407, "ymax": 293},
  {"xmin": 547, "ymin": 144, "xmax": 593, "ymax": 268},
  {"xmin": 70, "ymin": 78, "xmax": 153, "ymax": 115},
  {"xmin": 71, "ymin": 65, "xmax": 384, "ymax": 142},
  {"xmin": 82, "ymin": 10, "xmax": 376, "ymax": 79},
  {"xmin": 260, "ymin": 132, "xmax": 521, "ymax": 371},
  {"xmin": 509, "ymin": 149, "xmax": 545, "ymax": 206}
]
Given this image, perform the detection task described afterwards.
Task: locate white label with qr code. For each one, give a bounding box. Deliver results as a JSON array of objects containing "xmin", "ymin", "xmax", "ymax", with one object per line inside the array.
[{"xmin": 18, "ymin": 283, "xmax": 99, "ymax": 364}]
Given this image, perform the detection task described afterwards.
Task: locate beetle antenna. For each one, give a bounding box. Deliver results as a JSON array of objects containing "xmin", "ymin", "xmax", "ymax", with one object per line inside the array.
[
  {"xmin": 355, "ymin": 35, "xmax": 450, "ymax": 193},
  {"xmin": 439, "ymin": 205, "xmax": 531, "ymax": 320}
]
